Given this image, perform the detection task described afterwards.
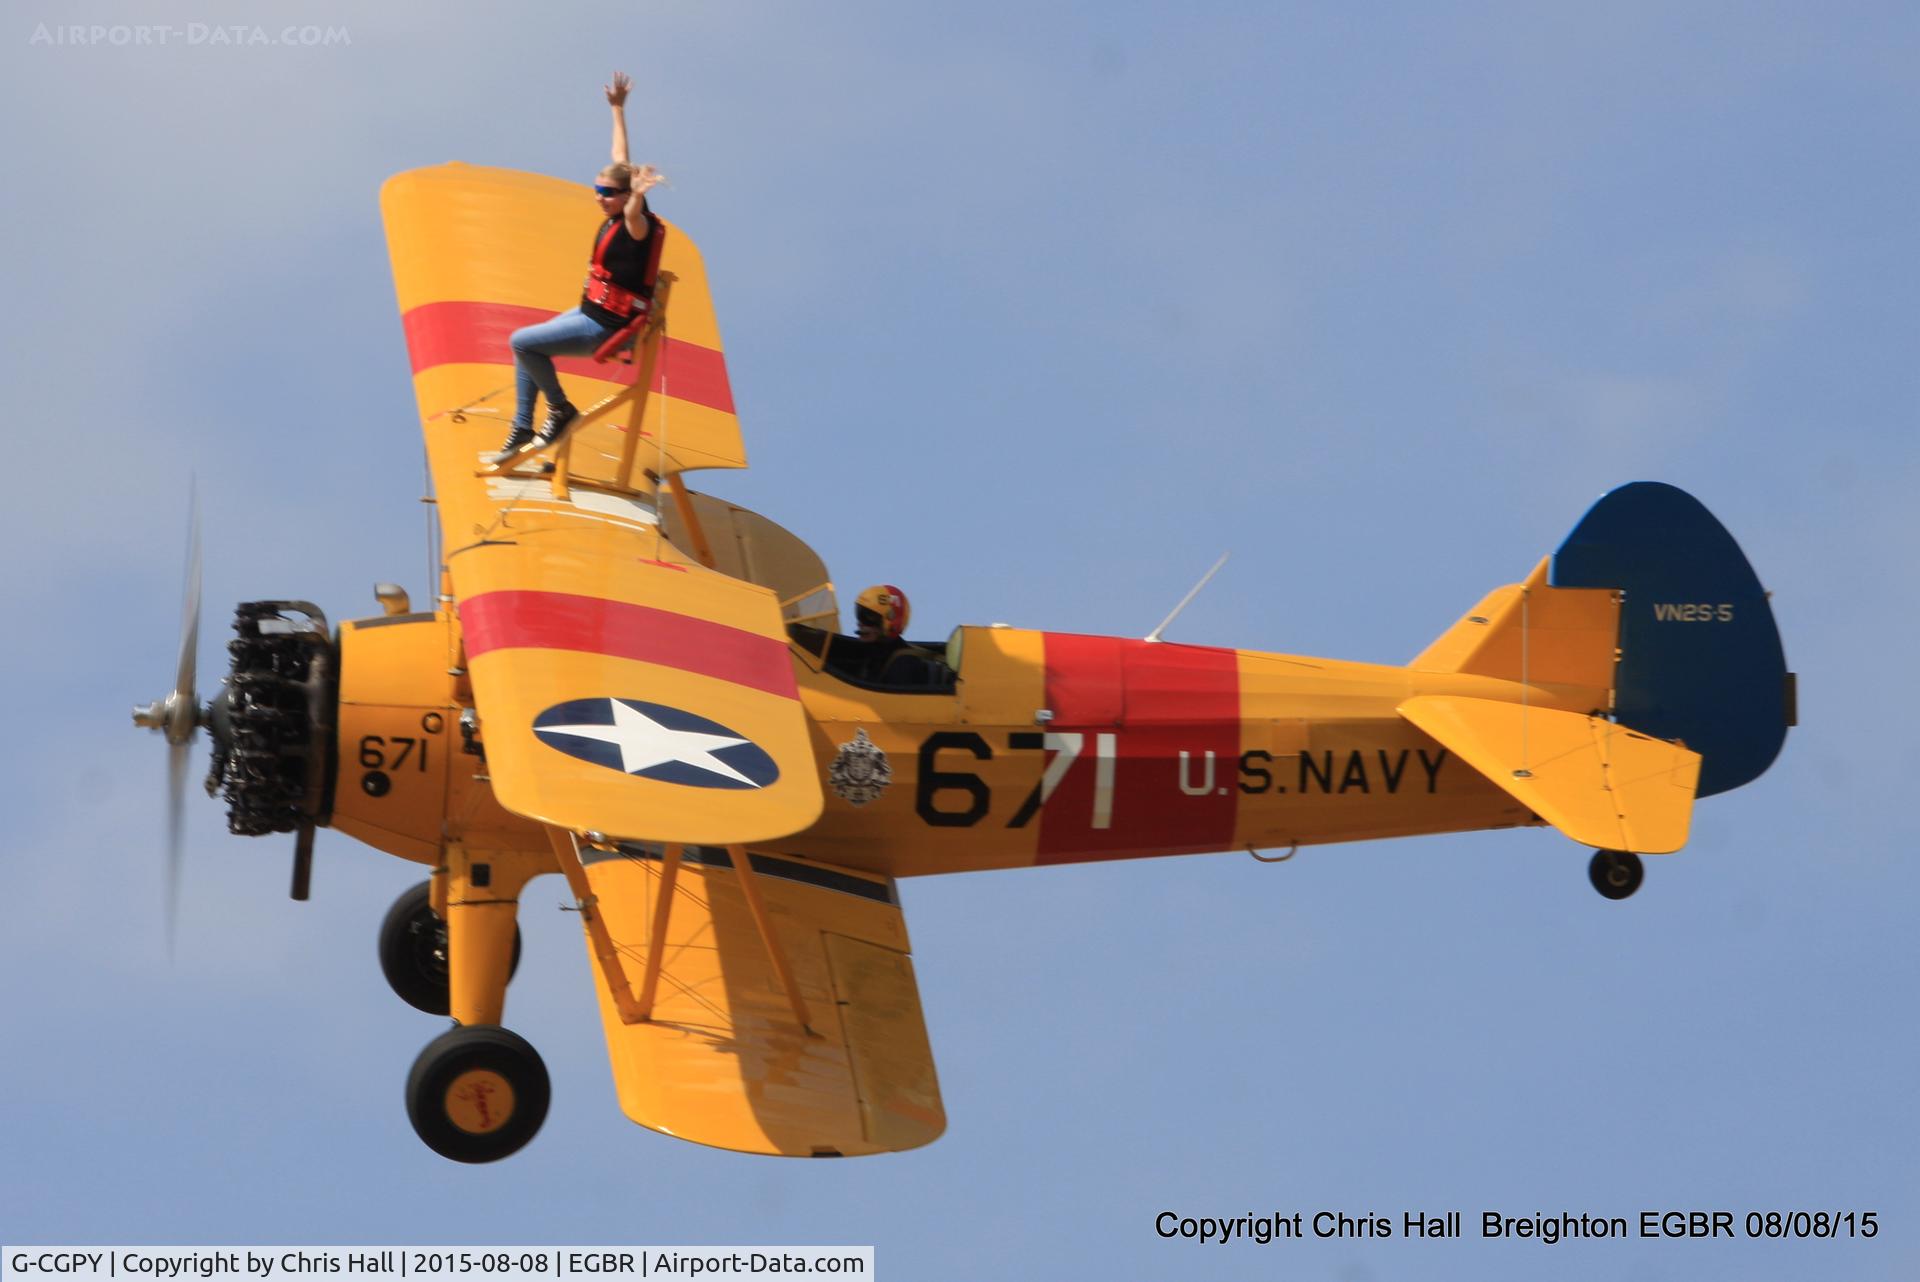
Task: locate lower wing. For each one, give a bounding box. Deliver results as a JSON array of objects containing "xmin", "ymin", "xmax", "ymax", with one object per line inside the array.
[{"xmin": 572, "ymin": 839, "xmax": 945, "ymax": 1157}]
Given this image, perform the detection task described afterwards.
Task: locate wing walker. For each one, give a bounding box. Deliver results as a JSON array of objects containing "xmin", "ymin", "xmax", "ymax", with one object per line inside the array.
[{"xmin": 134, "ymin": 165, "xmax": 1796, "ymax": 1162}]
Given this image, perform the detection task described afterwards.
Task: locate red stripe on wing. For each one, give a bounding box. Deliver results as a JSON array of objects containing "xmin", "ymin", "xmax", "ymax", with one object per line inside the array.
[
  {"xmin": 402, "ymin": 300, "xmax": 736, "ymax": 414},
  {"xmin": 462, "ymin": 590, "xmax": 796, "ymax": 699}
]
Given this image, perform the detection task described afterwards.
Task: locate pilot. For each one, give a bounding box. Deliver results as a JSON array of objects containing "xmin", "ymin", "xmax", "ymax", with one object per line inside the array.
[
  {"xmin": 791, "ymin": 586, "xmax": 943, "ymax": 686},
  {"xmin": 492, "ymin": 71, "xmax": 665, "ymax": 463},
  {"xmin": 853, "ymin": 584, "xmax": 910, "ymax": 649}
]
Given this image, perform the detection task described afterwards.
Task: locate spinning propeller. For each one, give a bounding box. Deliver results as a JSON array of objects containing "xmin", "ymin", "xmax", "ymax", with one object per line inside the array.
[
  {"xmin": 131, "ymin": 491, "xmax": 204, "ymax": 950},
  {"xmin": 132, "ymin": 489, "xmax": 336, "ymax": 942}
]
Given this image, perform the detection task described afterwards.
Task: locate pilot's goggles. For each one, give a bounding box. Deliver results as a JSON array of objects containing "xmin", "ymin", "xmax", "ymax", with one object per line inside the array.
[{"xmin": 855, "ymin": 606, "xmax": 884, "ymax": 629}]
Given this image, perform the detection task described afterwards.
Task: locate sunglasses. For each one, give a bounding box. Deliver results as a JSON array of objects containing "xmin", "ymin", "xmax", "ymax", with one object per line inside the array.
[{"xmin": 594, "ymin": 185, "xmax": 631, "ymax": 198}]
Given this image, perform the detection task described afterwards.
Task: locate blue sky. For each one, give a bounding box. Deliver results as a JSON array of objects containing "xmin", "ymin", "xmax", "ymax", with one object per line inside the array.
[{"xmin": 3, "ymin": 3, "xmax": 1916, "ymax": 1279}]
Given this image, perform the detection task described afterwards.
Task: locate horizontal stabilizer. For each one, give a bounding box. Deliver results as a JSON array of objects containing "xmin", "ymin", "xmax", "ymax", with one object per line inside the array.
[{"xmin": 1399, "ymin": 695, "xmax": 1700, "ymax": 854}]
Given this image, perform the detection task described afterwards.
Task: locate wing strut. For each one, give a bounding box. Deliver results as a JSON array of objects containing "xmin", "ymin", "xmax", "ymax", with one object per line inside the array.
[
  {"xmin": 548, "ymin": 827, "xmax": 645, "ymax": 1023},
  {"xmin": 633, "ymin": 842, "xmax": 683, "ymax": 1021},
  {"xmin": 552, "ymin": 830, "xmax": 815, "ymax": 1036},
  {"xmin": 665, "ymin": 474, "xmax": 718, "ymax": 568},
  {"xmin": 729, "ymin": 844, "xmax": 816, "ymax": 1036}
]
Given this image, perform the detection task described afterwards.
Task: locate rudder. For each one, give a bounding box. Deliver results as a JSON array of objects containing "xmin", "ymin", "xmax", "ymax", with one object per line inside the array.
[{"xmin": 1550, "ymin": 482, "xmax": 1792, "ymax": 798}]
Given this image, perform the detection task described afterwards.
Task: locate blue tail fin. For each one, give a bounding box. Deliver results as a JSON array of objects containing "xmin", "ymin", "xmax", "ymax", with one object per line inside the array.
[{"xmin": 1551, "ymin": 483, "xmax": 1792, "ymax": 798}]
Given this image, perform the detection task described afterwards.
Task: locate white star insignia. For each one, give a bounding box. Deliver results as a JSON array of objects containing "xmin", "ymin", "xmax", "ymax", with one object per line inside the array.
[{"xmin": 537, "ymin": 699, "xmax": 761, "ymax": 787}]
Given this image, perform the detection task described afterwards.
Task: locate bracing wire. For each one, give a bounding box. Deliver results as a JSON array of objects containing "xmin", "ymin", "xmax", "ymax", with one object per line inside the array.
[
  {"xmin": 1518, "ymin": 586, "xmax": 1532, "ymax": 777},
  {"xmin": 421, "ymin": 441, "xmax": 438, "ymax": 605},
  {"xmin": 654, "ymin": 311, "xmax": 670, "ymax": 499}
]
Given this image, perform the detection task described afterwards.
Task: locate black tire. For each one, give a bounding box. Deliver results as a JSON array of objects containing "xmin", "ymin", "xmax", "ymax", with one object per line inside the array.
[
  {"xmin": 378, "ymin": 881, "xmax": 521, "ymax": 1015},
  {"xmin": 1588, "ymin": 849, "xmax": 1645, "ymax": 901},
  {"xmin": 405, "ymin": 1025, "xmax": 550, "ymax": 1163}
]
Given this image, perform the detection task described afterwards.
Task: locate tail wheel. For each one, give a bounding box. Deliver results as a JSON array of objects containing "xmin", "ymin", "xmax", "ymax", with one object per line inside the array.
[
  {"xmin": 378, "ymin": 881, "xmax": 522, "ymax": 1016},
  {"xmin": 406, "ymin": 1025, "xmax": 549, "ymax": 1163},
  {"xmin": 1588, "ymin": 849, "xmax": 1645, "ymax": 901}
]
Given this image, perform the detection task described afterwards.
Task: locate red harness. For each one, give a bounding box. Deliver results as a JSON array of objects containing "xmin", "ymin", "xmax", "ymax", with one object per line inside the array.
[{"xmin": 583, "ymin": 215, "xmax": 667, "ymax": 321}]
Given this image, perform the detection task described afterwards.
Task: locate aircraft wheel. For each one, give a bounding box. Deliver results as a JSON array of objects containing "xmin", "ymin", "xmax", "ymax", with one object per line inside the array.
[
  {"xmin": 1588, "ymin": 849, "xmax": 1644, "ymax": 901},
  {"xmin": 405, "ymin": 1025, "xmax": 550, "ymax": 1163},
  {"xmin": 378, "ymin": 881, "xmax": 521, "ymax": 1015}
]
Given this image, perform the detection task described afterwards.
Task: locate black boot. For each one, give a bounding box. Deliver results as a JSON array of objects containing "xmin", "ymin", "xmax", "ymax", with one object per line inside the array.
[
  {"xmin": 488, "ymin": 423, "xmax": 534, "ymax": 464},
  {"xmin": 538, "ymin": 402, "xmax": 579, "ymax": 445}
]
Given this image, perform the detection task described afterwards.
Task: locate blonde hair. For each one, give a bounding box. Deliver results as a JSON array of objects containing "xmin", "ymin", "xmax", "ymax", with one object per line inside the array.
[{"xmin": 600, "ymin": 162, "xmax": 635, "ymax": 186}]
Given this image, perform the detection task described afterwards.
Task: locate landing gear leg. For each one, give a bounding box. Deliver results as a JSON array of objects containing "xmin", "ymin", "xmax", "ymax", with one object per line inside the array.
[
  {"xmin": 1588, "ymin": 849, "xmax": 1644, "ymax": 901},
  {"xmin": 403, "ymin": 844, "xmax": 552, "ymax": 1161},
  {"xmin": 442, "ymin": 844, "xmax": 544, "ymax": 1027}
]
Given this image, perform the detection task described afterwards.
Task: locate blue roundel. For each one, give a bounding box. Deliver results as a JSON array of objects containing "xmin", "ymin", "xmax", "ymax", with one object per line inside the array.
[{"xmin": 531, "ymin": 698, "xmax": 780, "ymax": 790}]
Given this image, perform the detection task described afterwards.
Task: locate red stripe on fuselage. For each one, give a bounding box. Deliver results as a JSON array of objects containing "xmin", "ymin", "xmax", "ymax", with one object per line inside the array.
[
  {"xmin": 462, "ymin": 590, "xmax": 795, "ymax": 699},
  {"xmin": 401, "ymin": 300, "xmax": 735, "ymax": 414},
  {"xmin": 1036, "ymin": 634, "xmax": 1239, "ymax": 864}
]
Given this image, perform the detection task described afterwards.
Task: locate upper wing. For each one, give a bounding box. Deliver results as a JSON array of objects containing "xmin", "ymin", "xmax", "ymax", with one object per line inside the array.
[
  {"xmin": 581, "ymin": 842, "xmax": 945, "ymax": 1157},
  {"xmin": 381, "ymin": 164, "xmax": 821, "ymax": 845},
  {"xmin": 382, "ymin": 162, "xmax": 746, "ymax": 477},
  {"xmin": 455, "ymin": 539, "xmax": 824, "ymax": 845}
]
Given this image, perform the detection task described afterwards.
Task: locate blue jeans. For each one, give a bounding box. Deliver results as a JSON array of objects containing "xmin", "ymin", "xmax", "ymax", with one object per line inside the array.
[{"xmin": 510, "ymin": 308, "xmax": 615, "ymax": 428}]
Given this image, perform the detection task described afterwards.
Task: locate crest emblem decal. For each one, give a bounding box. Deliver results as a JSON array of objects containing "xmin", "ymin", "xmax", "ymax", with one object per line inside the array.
[{"xmin": 829, "ymin": 729, "xmax": 891, "ymax": 805}]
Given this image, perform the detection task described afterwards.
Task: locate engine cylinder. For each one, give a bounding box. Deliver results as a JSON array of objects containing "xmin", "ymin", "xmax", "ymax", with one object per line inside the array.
[{"xmin": 207, "ymin": 601, "xmax": 337, "ymax": 835}]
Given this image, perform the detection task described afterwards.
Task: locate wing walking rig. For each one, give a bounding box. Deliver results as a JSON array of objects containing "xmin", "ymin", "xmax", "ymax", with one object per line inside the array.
[{"xmin": 128, "ymin": 164, "xmax": 1795, "ymax": 1163}]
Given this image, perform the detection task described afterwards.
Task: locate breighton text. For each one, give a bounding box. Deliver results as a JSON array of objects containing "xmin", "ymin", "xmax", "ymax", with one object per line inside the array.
[{"xmin": 1480, "ymin": 1212, "xmax": 1628, "ymax": 1244}]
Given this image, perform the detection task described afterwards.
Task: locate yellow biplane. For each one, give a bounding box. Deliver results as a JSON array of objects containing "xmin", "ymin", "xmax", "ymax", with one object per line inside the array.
[{"xmin": 133, "ymin": 164, "xmax": 1795, "ymax": 1163}]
